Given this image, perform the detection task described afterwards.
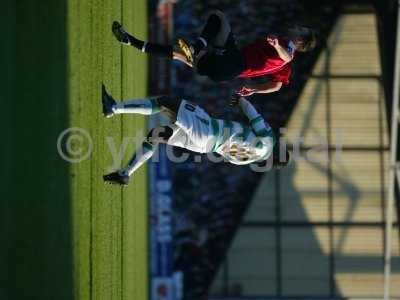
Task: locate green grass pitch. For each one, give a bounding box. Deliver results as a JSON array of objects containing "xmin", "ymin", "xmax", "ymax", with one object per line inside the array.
[{"xmin": 1, "ymin": 0, "xmax": 148, "ymax": 299}]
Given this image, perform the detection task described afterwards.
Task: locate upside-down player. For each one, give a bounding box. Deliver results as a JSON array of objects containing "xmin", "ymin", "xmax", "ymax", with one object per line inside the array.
[
  {"xmin": 111, "ymin": 10, "xmax": 316, "ymax": 96},
  {"xmin": 101, "ymin": 85, "xmax": 290, "ymax": 185}
]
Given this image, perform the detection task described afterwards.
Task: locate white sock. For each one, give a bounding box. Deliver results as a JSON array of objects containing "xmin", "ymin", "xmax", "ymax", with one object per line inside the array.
[
  {"xmin": 120, "ymin": 141, "xmax": 155, "ymax": 177},
  {"xmin": 113, "ymin": 98, "xmax": 161, "ymax": 115}
]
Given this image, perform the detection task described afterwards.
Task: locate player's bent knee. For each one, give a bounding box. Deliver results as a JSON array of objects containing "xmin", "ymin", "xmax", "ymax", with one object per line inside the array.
[
  {"xmin": 207, "ymin": 12, "xmax": 223, "ymax": 30},
  {"xmin": 209, "ymin": 10, "xmax": 225, "ymax": 20},
  {"xmin": 210, "ymin": 10, "xmax": 229, "ymax": 28},
  {"xmin": 208, "ymin": 10, "xmax": 231, "ymax": 47}
]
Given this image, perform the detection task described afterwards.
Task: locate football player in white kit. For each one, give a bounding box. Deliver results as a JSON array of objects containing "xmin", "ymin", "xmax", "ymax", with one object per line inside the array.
[{"xmin": 101, "ymin": 84, "xmax": 290, "ymax": 186}]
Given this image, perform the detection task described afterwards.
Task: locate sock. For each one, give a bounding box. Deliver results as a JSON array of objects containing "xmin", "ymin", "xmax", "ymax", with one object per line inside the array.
[
  {"xmin": 129, "ymin": 34, "xmax": 173, "ymax": 58},
  {"xmin": 113, "ymin": 98, "xmax": 161, "ymax": 115},
  {"xmin": 120, "ymin": 141, "xmax": 155, "ymax": 177},
  {"xmin": 127, "ymin": 33, "xmax": 145, "ymax": 49},
  {"xmin": 143, "ymin": 43, "xmax": 173, "ymax": 58}
]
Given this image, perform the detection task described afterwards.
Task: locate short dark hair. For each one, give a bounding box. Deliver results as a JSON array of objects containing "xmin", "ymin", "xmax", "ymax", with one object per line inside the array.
[
  {"xmin": 299, "ymin": 29, "xmax": 317, "ymax": 52},
  {"xmin": 288, "ymin": 25, "xmax": 317, "ymax": 52}
]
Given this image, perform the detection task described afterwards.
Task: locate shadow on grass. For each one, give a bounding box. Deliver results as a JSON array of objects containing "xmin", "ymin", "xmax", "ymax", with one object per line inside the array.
[{"xmin": 0, "ymin": 1, "xmax": 73, "ymax": 299}]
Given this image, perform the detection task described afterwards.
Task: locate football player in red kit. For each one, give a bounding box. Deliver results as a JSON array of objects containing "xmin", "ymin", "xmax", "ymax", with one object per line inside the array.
[{"xmin": 112, "ymin": 10, "xmax": 316, "ymax": 95}]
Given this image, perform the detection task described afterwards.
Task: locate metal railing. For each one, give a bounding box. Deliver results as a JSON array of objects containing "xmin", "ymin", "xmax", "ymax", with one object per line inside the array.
[{"xmin": 384, "ymin": 1, "xmax": 400, "ymax": 299}]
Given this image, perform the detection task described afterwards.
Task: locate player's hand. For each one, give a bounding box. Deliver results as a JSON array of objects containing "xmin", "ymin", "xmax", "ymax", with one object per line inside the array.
[
  {"xmin": 237, "ymin": 86, "xmax": 256, "ymax": 97},
  {"xmin": 267, "ymin": 36, "xmax": 279, "ymax": 48}
]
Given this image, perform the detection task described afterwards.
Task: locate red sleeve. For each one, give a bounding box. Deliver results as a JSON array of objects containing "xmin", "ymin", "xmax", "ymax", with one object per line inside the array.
[{"xmin": 271, "ymin": 64, "xmax": 292, "ymax": 86}]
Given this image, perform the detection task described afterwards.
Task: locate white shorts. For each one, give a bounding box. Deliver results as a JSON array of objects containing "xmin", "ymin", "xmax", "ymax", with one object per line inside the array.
[{"xmin": 167, "ymin": 100, "xmax": 215, "ymax": 153}]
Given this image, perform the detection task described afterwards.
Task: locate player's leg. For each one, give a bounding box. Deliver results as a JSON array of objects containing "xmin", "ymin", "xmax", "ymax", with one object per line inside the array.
[
  {"xmin": 101, "ymin": 84, "xmax": 161, "ymax": 118},
  {"xmin": 190, "ymin": 10, "xmax": 231, "ymax": 56},
  {"xmin": 175, "ymin": 10, "xmax": 230, "ymax": 65},
  {"xmin": 207, "ymin": 10, "xmax": 232, "ymax": 48},
  {"xmin": 112, "ymin": 94, "xmax": 182, "ymax": 122},
  {"xmin": 191, "ymin": 12, "xmax": 222, "ymax": 55},
  {"xmin": 112, "ymin": 21, "xmax": 171, "ymax": 56},
  {"xmin": 112, "ymin": 21, "xmax": 193, "ymax": 66},
  {"xmin": 103, "ymin": 125, "xmax": 175, "ymax": 185},
  {"xmin": 120, "ymin": 126, "xmax": 174, "ymax": 176},
  {"xmin": 192, "ymin": 12, "xmax": 243, "ymax": 82},
  {"xmin": 102, "ymin": 86, "xmax": 183, "ymax": 122}
]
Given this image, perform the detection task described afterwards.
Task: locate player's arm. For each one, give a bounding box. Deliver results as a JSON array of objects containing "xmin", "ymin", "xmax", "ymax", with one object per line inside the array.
[
  {"xmin": 273, "ymin": 44, "xmax": 293, "ymax": 62},
  {"xmin": 231, "ymin": 97, "xmax": 270, "ymax": 136},
  {"xmin": 236, "ymin": 98, "xmax": 275, "ymax": 156},
  {"xmin": 237, "ymin": 81, "xmax": 283, "ymax": 96},
  {"xmin": 237, "ymin": 97, "xmax": 265, "ymax": 131},
  {"xmin": 267, "ymin": 37, "xmax": 293, "ymax": 63}
]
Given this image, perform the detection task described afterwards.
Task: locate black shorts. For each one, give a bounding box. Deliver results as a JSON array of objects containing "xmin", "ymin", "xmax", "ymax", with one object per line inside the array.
[{"xmin": 196, "ymin": 33, "xmax": 246, "ymax": 82}]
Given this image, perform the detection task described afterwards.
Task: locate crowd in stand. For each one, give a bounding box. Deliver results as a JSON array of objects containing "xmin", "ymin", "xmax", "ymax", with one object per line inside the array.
[{"xmin": 153, "ymin": 0, "xmax": 338, "ymax": 298}]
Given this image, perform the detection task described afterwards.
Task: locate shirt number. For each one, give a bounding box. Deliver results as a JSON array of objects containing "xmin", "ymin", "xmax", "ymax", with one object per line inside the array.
[{"xmin": 185, "ymin": 103, "xmax": 196, "ymax": 112}]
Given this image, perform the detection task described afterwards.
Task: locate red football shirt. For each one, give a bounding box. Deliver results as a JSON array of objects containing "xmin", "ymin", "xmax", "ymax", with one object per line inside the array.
[{"xmin": 238, "ymin": 38, "xmax": 294, "ymax": 85}]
